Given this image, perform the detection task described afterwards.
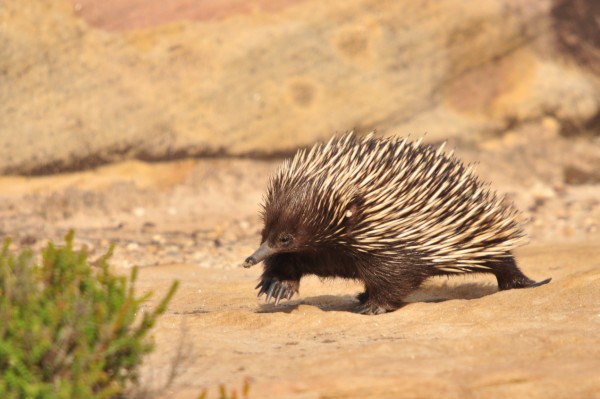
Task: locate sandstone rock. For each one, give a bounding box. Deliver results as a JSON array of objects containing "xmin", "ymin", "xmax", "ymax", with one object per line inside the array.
[{"xmin": 0, "ymin": 0, "xmax": 598, "ymax": 175}]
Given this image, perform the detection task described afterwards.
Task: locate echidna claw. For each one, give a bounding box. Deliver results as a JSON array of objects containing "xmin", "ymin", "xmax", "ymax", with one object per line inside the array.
[
  {"xmin": 528, "ymin": 277, "xmax": 552, "ymax": 288},
  {"xmin": 353, "ymin": 303, "xmax": 389, "ymax": 315},
  {"xmin": 265, "ymin": 283, "xmax": 277, "ymax": 303},
  {"xmin": 256, "ymin": 279, "xmax": 269, "ymax": 298},
  {"xmin": 255, "ymin": 277, "xmax": 298, "ymax": 305},
  {"xmin": 256, "ymin": 286, "xmax": 266, "ymax": 298},
  {"xmin": 274, "ymin": 287, "xmax": 285, "ymax": 306}
]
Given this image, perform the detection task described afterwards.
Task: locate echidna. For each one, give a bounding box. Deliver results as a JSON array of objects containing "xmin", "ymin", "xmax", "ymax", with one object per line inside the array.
[{"xmin": 242, "ymin": 133, "xmax": 551, "ymax": 314}]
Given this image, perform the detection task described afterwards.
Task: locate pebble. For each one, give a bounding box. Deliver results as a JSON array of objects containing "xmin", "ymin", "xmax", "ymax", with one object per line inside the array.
[
  {"xmin": 239, "ymin": 220, "xmax": 250, "ymax": 230},
  {"xmin": 531, "ymin": 182, "xmax": 556, "ymax": 201},
  {"xmin": 541, "ymin": 116, "xmax": 560, "ymax": 136},
  {"xmin": 165, "ymin": 245, "xmax": 180, "ymax": 256},
  {"xmin": 152, "ymin": 234, "xmax": 165, "ymax": 244},
  {"xmin": 563, "ymin": 224, "xmax": 574, "ymax": 237},
  {"xmin": 126, "ymin": 242, "xmax": 139, "ymax": 251}
]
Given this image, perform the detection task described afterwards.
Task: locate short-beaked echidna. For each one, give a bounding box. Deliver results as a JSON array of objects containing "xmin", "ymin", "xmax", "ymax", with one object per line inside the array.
[{"xmin": 242, "ymin": 133, "xmax": 551, "ymax": 314}]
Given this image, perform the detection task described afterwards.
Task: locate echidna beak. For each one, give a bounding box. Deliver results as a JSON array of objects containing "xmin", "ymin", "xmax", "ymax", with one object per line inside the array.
[{"xmin": 241, "ymin": 242, "xmax": 274, "ymax": 268}]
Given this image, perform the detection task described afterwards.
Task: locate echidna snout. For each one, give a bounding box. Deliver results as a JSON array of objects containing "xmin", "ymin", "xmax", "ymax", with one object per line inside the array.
[
  {"xmin": 243, "ymin": 219, "xmax": 310, "ymax": 268},
  {"xmin": 242, "ymin": 242, "xmax": 272, "ymax": 268},
  {"xmin": 243, "ymin": 133, "xmax": 552, "ymax": 314}
]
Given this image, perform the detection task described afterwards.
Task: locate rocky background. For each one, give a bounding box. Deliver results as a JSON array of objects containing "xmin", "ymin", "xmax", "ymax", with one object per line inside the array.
[
  {"xmin": 1, "ymin": 0, "xmax": 599, "ymax": 174},
  {"xmin": 1, "ymin": 0, "xmax": 599, "ymax": 398}
]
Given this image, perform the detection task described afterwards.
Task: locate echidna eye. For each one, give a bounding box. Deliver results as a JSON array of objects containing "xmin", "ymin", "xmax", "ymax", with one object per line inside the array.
[{"xmin": 278, "ymin": 234, "xmax": 292, "ymax": 246}]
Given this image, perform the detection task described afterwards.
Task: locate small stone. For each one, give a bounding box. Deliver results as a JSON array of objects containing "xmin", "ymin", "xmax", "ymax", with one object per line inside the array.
[
  {"xmin": 563, "ymin": 224, "xmax": 574, "ymax": 237},
  {"xmin": 142, "ymin": 221, "xmax": 155, "ymax": 229},
  {"xmin": 20, "ymin": 235, "xmax": 37, "ymax": 245},
  {"xmin": 501, "ymin": 131, "xmax": 525, "ymax": 147},
  {"xmin": 531, "ymin": 182, "xmax": 556, "ymax": 201},
  {"xmin": 564, "ymin": 165, "xmax": 600, "ymax": 185},
  {"xmin": 239, "ymin": 220, "xmax": 250, "ymax": 230},
  {"xmin": 197, "ymin": 261, "xmax": 212, "ymax": 269},
  {"xmin": 126, "ymin": 242, "xmax": 140, "ymax": 251},
  {"xmin": 165, "ymin": 245, "xmax": 179, "ymax": 256},
  {"xmin": 133, "ymin": 207, "xmax": 146, "ymax": 217},
  {"xmin": 152, "ymin": 234, "xmax": 165, "ymax": 244},
  {"xmin": 541, "ymin": 116, "xmax": 560, "ymax": 136},
  {"xmin": 553, "ymin": 183, "xmax": 567, "ymax": 196}
]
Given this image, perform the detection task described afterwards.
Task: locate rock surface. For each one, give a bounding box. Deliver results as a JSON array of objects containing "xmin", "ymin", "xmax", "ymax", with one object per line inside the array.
[
  {"xmin": 1, "ymin": 0, "xmax": 598, "ymax": 174},
  {"xmin": 141, "ymin": 243, "xmax": 600, "ymax": 399}
]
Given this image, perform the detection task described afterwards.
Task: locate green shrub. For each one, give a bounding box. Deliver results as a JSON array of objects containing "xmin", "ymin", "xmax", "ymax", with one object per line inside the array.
[{"xmin": 0, "ymin": 231, "xmax": 178, "ymax": 399}]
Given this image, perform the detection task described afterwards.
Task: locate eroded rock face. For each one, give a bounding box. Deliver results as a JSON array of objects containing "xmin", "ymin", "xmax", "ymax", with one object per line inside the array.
[{"xmin": 0, "ymin": 0, "xmax": 598, "ymax": 175}]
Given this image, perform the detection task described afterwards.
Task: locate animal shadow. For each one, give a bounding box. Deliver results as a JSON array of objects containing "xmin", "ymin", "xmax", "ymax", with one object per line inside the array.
[{"xmin": 256, "ymin": 282, "xmax": 499, "ymax": 314}]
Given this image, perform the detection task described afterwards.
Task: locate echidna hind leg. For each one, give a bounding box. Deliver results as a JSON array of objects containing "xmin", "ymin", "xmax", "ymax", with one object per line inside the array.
[
  {"xmin": 492, "ymin": 255, "xmax": 551, "ymax": 290},
  {"xmin": 354, "ymin": 303, "xmax": 390, "ymax": 315},
  {"xmin": 354, "ymin": 274, "xmax": 423, "ymax": 315},
  {"xmin": 353, "ymin": 288, "xmax": 397, "ymax": 314},
  {"xmin": 353, "ymin": 295, "xmax": 409, "ymax": 315}
]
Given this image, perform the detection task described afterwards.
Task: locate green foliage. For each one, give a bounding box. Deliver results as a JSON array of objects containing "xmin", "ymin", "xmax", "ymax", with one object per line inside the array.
[{"xmin": 0, "ymin": 231, "xmax": 178, "ymax": 399}]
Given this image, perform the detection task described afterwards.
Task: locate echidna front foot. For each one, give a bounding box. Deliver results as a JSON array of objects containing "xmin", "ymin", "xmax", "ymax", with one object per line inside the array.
[{"xmin": 256, "ymin": 277, "xmax": 299, "ymax": 305}]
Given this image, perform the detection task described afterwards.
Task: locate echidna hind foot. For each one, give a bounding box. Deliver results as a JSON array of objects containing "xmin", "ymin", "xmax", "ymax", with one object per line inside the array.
[
  {"xmin": 354, "ymin": 292, "xmax": 391, "ymax": 314},
  {"xmin": 354, "ymin": 303, "xmax": 393, "ymax": 315},
  {"xmin": 353, "ymin": 296, "xmax": 409, "ymax": 315},
  {"xmin": 353, "ymin": 288, "xmax": 410, "ymax": 314}
]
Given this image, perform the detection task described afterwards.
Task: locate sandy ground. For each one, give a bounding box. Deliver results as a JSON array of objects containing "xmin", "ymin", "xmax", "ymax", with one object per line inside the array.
[
  {"xmin": 142, "ymin": 243, "xmax": 600, "ymax": 399},
  {"xmin": 0, "ymin": 130, "xmax": 599, "ymax": 398}
]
